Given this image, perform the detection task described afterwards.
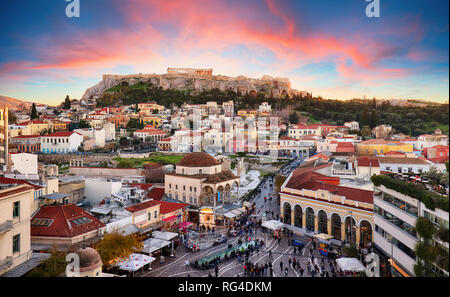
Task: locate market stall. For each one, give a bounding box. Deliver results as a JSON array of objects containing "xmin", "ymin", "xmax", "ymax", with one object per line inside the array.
[
  {"xmin": 116, "ymin": 253, "xmax": 156, "ymax": 275},
  {"xmin": 336, "ymin": 257, "xmax": 366, "ymax": 275}
]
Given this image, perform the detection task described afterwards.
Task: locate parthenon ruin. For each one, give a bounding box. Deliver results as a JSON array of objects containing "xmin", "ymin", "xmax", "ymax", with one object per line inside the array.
[{"xmin": 167, "ymin": 68, "xmax": 213, "ymax": 76}]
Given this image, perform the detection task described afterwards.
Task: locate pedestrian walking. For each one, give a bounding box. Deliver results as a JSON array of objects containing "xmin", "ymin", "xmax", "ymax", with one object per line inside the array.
[
  {"xmin": 280, "ymin": 261, "xmax": 283, "ymax": 272},
  {"xmin": 185, "ymin": 259, "xmax": 189, "ymax": 270},
  {"xmin": 284, "ymin": 267, "xmax": 288, "ymax": 277},
  {"xmin": 288, "ymin": 257, "xmax": 292, "ymax": 268}
]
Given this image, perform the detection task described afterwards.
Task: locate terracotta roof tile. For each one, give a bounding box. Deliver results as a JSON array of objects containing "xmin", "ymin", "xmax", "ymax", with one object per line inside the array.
[{"xmin": 31, "ymin": 204, "xmax": 105, "ymax": 238}]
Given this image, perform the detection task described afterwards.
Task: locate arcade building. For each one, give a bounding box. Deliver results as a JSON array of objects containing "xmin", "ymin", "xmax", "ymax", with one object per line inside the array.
[{"xmin": 164, "ymin": 152, "xmax": 239, "ymax": 227}]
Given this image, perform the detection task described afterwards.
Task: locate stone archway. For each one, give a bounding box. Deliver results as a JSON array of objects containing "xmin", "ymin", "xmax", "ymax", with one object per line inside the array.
[
  {"xmin": 305, "ymin": 207, "xmax": 315, "ymax": 231},
  {"xmin": 216, "ymin": 185, "xmax": 224, "ymax": 203},
  {"xmin": 345, "ymin": 216, "xmax": 357, "ymax": 245},
  {"xmin": 294, "ymin": 205, "xmax": 302, "ymax": 228},
  {"xmin": 201, "ymin": 186, "xmax": 214, "ymax": 205},
  {"xmin": 318, "ymin": 210, "xmax": 328, "ymax": 234},
  {"xmin": 360, "ymin": 220, "xmax": 373, "ymax": 248},
  {"xmin": 283, "ymin": 202, "xmax": 292, "ymax": 225},
  {"xmin": 331, "ymin": 213, "xmax": 342, "ymax": 240}
]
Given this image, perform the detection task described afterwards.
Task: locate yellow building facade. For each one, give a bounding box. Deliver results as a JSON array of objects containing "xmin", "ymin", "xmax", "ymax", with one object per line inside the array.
[
  {"xmin": 356, "ymin": 139, "xmax": 413, "ymax": 156},
  {"xmin": 0, "ymin": 185, "xmax": 34, "ymax": 275}
]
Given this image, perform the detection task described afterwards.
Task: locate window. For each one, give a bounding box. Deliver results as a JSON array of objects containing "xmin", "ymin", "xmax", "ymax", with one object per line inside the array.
[
  {"xmin": 190, "ymin": 187, "xmax": 192, "ymax": 192},
  {"xmin": 374, "ymin": 205, "xmax": 416, "ymax": 238},
  {"xmin": 183, "ymin": 186, "xmax": 186, "ymax": 191},
  {"xmin": 148, "ymin": 212, "xmax": 152, "ymax": 221},
  {"xmin": 154, "ymin": 211, "xmax": 158, "ymax": 219},
  {"xmin": 169, "ymin": 184, "xmax": 171, "ymax": 189},
  {"xmin": 175, "ymin": 185, "xmax": 178, "ymax": 190},
  {"xmin": 375, "ymin": 225, "xmax": 416, "ymax": 260},
  {"xmin": 13, "ymin": 234, "xmax": 20, "ymax": 253},
  {"xmin": 13, "ymin": 201, "xmax": 20, "ymax": 218}
]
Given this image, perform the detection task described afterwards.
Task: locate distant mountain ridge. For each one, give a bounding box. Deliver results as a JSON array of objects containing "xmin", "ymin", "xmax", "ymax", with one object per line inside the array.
[{"xmin": 0, "ymin": 95, "xmax": 33, "ymax": 109}]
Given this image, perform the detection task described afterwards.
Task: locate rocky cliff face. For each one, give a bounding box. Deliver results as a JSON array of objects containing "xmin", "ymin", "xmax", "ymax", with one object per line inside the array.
[{"xmin": 82, "ymin": 73, "xmax": 300, "ymax": 100}]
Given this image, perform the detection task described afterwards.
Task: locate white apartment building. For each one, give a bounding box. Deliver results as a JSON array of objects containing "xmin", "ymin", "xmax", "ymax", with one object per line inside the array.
[
  {"xmin": 417, "ymin": 129, "xmax": 449, "ymax": 150},
  {"xmin": 84, "ymin": 178, "xmax": 123, "ymax": 206},
  {"xmin": 344, "ymin": 121, "xmax": 359, "ymax": 131},
  {"xmin": 74, "ymin": 128, "xmax": 106, "ymax": 148},
  {"xmin": 258, "ymin": 102, "xmax": 271, "ymax": 113},
  {"xmin": 288, "ymin": 124, "xmax": 321, "ymax": 139},
  {"xmin": 40, "ymin": 131, "xmax": 83, "ymax": 154},
  {"xmin": 373, "ymin": 184, "xmax": 449, "ymax": 277},
  {"xmin": 377, "ymin": 157, "xmax": 431, "ymax": 174}
]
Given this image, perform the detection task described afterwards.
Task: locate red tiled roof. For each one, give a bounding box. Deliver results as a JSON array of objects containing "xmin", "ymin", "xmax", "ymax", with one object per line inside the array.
[
  {"xmin": 0, "ymin": 185, "xmax": 34, "ymax": 199},
  {"xmin": 176, "ymin": 152, "xmax": 219, "ymax": 167},
  {"xmin": 427, "ymin": 156, "xmax": 449, "ymax": 164},
  {"xmin": 285, "ymin": 166, "xmax": 373, "ymax": 204},
  {"xmin": 135, "ymin": 128, "xmax": 166, "ymax": 135},
  {"xmin": 357, "ymin": 157, "xmax": 380, "ymax": 167},
  {"xmin": 280, "ymin": 135, "xmax": 296, "ymax": 141},
  {"xmin": 127, "ymin": 183, "xmax": 153, "ymax": 191},
  {"xmin": 42, "ymin": 131, "xmax": 81, "ymax": 137},
  {"xmin": 159, "ymin": 201, "xmax": 189, "ymax": 214},
  {"xmin": 31, "ymin": 204, "xmax": 105, "ymax": 238},
  {"xmin": 147, "ymin": 188, "xmax": 165, "ymax": 201},
  {"xmin": 12, "ymin": 135, "xmax": 41, "ymax": 139},
  {"xmin": 337, "ymin": 142, "xmax": 354, "ymax": 148},
  {"xmin": 125, "ymin": 200, "xmax": 160, "ymax": 213},
  {"xmin": 0, "ymin": 176, "xmax": 43, "ymax": 190}
]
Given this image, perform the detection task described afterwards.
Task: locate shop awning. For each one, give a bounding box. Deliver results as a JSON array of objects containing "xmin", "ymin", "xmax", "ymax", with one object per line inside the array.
[
  {"xmin": 224, "ymin": 212, "xmax": 237, "ymax": 219},
  {"xmin": 152, "ymin": 230, "xmax": 178, "ymax": 241},
  {"xmin": 162, "ymin": 215, "xmax": 177, "ymax": 222},
  {"xmin": 143, "ymin": 238, "xmax": 171, "ymax": 253},
  {"xmin": 178, "ymin": 222, "xmax": 193, "ymax": 230},
  {"xmin": 314, "ymin": 233, "xmax": 334, "ymax": 241}
]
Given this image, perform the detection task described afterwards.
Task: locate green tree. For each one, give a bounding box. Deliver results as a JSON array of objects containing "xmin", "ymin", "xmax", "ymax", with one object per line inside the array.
[
  {"xmin": 24, "ymin": 250, "xmax": 67, "ymax": 277},
  {"xmin": 94, "ymin": 231, "xmax": 143, "ymax": 269},
  {"xmin": 63, "ymin": 95, "xmax": 71, "ymax": 109},
  {"xmin": 288, "ymin": 112, "xmax": 299, "ymax": 124},
  {"xmin": 30, "ymin": 103, "xmax": 38, "ymax": 119},
  {"xmin": 78, "ymin": 119, "xmax": 91, "ymax": 129},
  {"xmin": 361, "ymin": 126, "xmax": 371, "ymax": 138},
  {"xmin": 8, "ymin": 110, "xmax": 17, "ymax": 124},
  {"xmin": 119, "ymin": 137, "xmax": 129, "ymax": 146}
]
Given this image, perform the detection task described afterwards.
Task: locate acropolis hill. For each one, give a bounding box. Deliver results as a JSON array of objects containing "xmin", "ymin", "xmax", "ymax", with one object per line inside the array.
[{"xmin": 82, "ymin": 68, "xmax": 302, "ymax": 100}]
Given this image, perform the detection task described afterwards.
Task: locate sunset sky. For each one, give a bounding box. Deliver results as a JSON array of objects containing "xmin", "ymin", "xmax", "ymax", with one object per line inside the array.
[{"xmin": 0, "ymin": 0, "xmax": 448, "ymax": 105}]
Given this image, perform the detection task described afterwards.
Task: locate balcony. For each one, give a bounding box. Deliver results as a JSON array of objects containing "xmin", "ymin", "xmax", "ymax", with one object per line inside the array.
[
  {"xmin": 0, "ymin": 220, "xmax": 13, "ymax": 234},
  {"xmin": 0, "ymin": 256, "xmax": 13, "ymax": 271}
]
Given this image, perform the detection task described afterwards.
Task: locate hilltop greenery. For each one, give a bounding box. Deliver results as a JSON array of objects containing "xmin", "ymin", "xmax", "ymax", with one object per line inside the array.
[{"xmin": 95, "ymin": 81, "xmax": 448, "ymax": 137}]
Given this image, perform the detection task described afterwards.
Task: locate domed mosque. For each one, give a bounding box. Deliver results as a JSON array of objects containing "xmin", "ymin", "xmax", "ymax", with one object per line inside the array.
[
  {"xmin": 164, "ymin": 152, "xmax": 240, "ymax": 227},
  {"xmin": 66, "ymin": 246, "xmax": 103, "ymax": 277}
]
